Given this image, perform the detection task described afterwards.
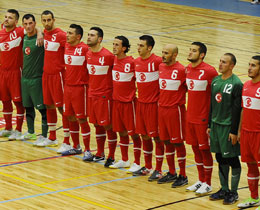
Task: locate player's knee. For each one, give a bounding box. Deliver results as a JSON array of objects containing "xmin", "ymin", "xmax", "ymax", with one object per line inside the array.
[
  {"xmin": 227, "ymin": 156, "xmax": 241, "ymax": 169},
  {"xmin": 216, "ymin": 153, "xmax": 227, "ymax": 164}
]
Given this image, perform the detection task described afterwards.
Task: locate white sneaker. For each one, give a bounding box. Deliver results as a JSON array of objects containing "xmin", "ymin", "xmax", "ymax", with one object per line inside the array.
[
  {"xmin": 33, "ymin": 135, "xmax": 46, "ymax": 146},
  {"xmin": 109, "ymin": 160, "xmax": 130, "ymax": 169},
  {"xmin": 35, "ymin": 138, "xmax": 58, "ymax": 147},
  {"xmin": 127, "ymin": 163, "xmax": 142, "ymax": 173},
  {"xmin": 8, "ymin": 130, "xmax": 21, "ymax": 140},
  {"xmin": 186, "ymin": 180, "xmax": 203, "ymax": 192},
  {"xmin": 195, "ymin": 182, "xmax": 212, "ymax": 195},
  {"xmin": 0, "ymin": 129, "xmax": 12, "ymax": 137},
  {"xmin": 237, "ymin": 197, "xmax": 260, "ymax": 208},
  {"xmin": 57, "ymin": 143, "xmax": 72, "ymax": 153},
  {"xmin": 251, "ymin": 0, "xmax": 260, "ymax": 5}
]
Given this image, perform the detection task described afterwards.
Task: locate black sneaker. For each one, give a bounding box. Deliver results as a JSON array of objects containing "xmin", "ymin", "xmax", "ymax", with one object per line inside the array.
[
  {"xmin": 148, "ymin": 170, "xmax": 162, "ymax": 182},
  {"xmin": 93, "ymin": 154, "xmax": 105, "ymax": 162},
  {"xmin": 133, "ymin": 167, "xmax": 153, "ymax": 176},
  {"xmin": 157, "ymin": 172, "xmax": 177, "ymax": 184},
  {"xmin": 223, "ymin": 191, "xmax": 239, "ymax": 205},
  {"xmin": 104, "ymin": 157, "xmax": 115, "ymax": 168},
  {"xmin": 209, "ymin": 188, "xmax": 226, "ymax": 201},
  {"xmin": 171, "ymin": 175, "xmax": 188, "ymax": 188}
]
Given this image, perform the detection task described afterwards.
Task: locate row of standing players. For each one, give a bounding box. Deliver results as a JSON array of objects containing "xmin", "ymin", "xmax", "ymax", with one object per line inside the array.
[{"xmin": 1, "ymin": 9, "xmax": 260, "ymax": 209}]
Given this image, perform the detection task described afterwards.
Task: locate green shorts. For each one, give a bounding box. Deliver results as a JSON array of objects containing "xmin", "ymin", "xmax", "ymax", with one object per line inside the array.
[
  {"xmin": 210, "ymin": 122, "xmax": 240, "ymax": 158},
  {"xmin": 21, "ymin": 77, "xmax": 45, "ymax": 109}
]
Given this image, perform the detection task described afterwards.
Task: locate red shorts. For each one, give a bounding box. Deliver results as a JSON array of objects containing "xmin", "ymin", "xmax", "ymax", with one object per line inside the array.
[
  {"xmin": 186, "ymin": 122, "xmax": 209, "ymax": 150},
  {"xmin": 136, "ymin": 101, "xmax": 158, "ymax": 137},
  {"xmin": 112, "ymin": 100, "xmax": 136, "ymax": 135},
  {"xmin": 63, "ymin": 85, "xmax": 88, "ymax": 119},
  {"xmin": 0, "ymin": 70, "xmax": 22, "ymax": 102},
  {"xmin": 42, "ymin": 72, "xmax": 64, "ymax": 107},
  {"xmin": 88, "ymin": 96, "xmax": 112, "ymax": 126},
  {"xmin": 159, "ymin": 105, "xmax": 186, "ymax": 143},
  {"xmin": 240, "ymin": 129, "xmax": 260, "ymax": 166}
]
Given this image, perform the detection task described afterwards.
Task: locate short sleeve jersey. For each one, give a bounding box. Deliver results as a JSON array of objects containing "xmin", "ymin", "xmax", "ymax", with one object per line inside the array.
[
  {"xmin": 112, "ymin": 56, "xmax": 136, "ymax": 102},
  {"xmin": 159, "ymin": 61, "xmax": 187, "ymax": 107},
  {"xmin": 242, "ymin": 80, "xmax": 260, "ymax": 132},
  {"xmin": 0, "ymin": 27, "xmax": 24, "ymax": 71},
  {"xmin": 43, "ymin": 28, "xmax": 66, "ymax": 74},
  {"xmin": 86, "ymin": 47, "xmax": 114, "ymax": 98},
  {"xmin": 211, "ymin": 74, "xmax": 242, "ymax": 126},
  {"xmin": 22, "ymin": 34, "xmax": 44, "ymax": 79},
  {"xmin": 64, "ymin": 42, "xmax": 89, "ymax": 86},
  {"xmin": 134, "ymin": 53, "xmax": 162, "ymax": 103},
  {"xmin": 186, "ymin": 61, "xmax": 218, "ymax": 124}
]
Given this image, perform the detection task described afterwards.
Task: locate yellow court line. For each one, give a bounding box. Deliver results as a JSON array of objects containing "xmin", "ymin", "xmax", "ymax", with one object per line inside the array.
[{"xmin": 0, "ymin": 171, "xmax": 116, "ymax": 210}]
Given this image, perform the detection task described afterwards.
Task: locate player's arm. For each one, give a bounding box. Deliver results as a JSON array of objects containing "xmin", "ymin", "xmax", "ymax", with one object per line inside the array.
[
  {"xmin": 237, "ymin": 109, "xmax": 243, "ymax": 143},
  {"xmin": 207, "ymin": 82, "xmax": 214, "ymax": 136},
  {"xmin": 35, "ymin": 27, "xmax": 44, "ymax": 46}
]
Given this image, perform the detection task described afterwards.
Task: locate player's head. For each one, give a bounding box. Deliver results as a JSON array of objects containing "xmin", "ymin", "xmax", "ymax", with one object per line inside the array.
[
  {"xmin": 87, "ymin": 27, "xmax": 103, "ymax": 47},
  {"xmin": 4, "ymin": 9, "xmax": 19, "ymax": 28},
  {"xmin": 41, "ymin": 10, "xmax": 55, "ymax": 31},
  {"xmin": 248, "ymin": 56, "xmax": 260, "ymax": 79},
  {"xmin": 22, "ymin": 14, "xmax": 36, "ymax": 36},
  {"xmin": 113, "ymin": 36, "xmax": 130, "ymax": 56},
  {"xmin": 67, "ymin": 24, "xmax": 83, "ymax": 45},
  {"xmin": 138, "ymin": 35, "xmax": 155, "ymax": 58},
  {"xmin": 218, "ymin": 53, "xmax": 236, "ymax": 75},
  {"xmin": 162, "ymin": 44, "xmax": 178, "ymax": 66},
  {"xmin": 188, "ymin": 42, "xmax": 207, "ymax": 63}
]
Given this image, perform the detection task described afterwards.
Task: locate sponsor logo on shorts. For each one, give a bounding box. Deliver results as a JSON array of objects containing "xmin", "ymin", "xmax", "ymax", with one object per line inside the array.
[
  {"xmin": 199, "ymin": 144, "xmax": 205, "ymax": 147},
  {"xmin": 37, "ymin": 104, "xmax": 42, "ymax": 108},
  {"xmin": 100, "ymin": 120, "xmax": 106, "ymax": 124},
  {"xmin": 223, "ymin": 152, "xmax": 230, "ymax": 155},
  {"xmin": 76, "ymin": 113, "xmax": 82, "ymax": 117},
  {"xmin": 14, "ymin": 96, "xmax": 20, "ymax": 100},
  {"xmin": 171, "ymin": 137, "xmax": 178, "ymax": 141}
]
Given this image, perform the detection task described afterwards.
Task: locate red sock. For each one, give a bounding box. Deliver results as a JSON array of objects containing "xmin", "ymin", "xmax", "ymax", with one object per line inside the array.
[
  {"xmin": 143, "ymin": 137, "xmax": 153, "ymax": 169},
  {"xmin": 132, "ymin": 135, "xmax": 141, "ymax": 165},
  {"xmin": 165, "ymin": 143, "xmax": 176, "ymax": 175},
  {"xmin": 80, "ymin": 121, "xmax": 91, "ymax": 151},
  {"xmin": 95, "ymin": 125, "xmax": 106, "ymax": 156},
  {"xmin": 201, "ymin": 149, "xmax": 213, "ymax": 186},
  {"xmin": 46, "ymin": 109, "xmax": 57, "ymax": 140},
  {"xmin": 107, "ymin": 129, "xmax": 117, "ymax": 160},
  {"xmin": 192, "ymin": 145, "xmax": 205, "ymax": 182},
  {"xmin": 247, "ymin": 163, "xmax": 259, "ymax": 199},
  {"xmin": 119, "ymin": 135, "xmax": 129, "ymax": 161},
  {"xmin": 69, "ymin": 121, "xmax": 79, "ymax": 149},
  {"xmin": 155, "ymin": 141, "xmax": 164, "ymax": 172},
  {"xmin": 14, "ymin": 101, "xmax": 24, "ymax": 132},
  {"xmin": 62, "ymin": 115, "xmax": 70, "ymax": 144},
  {"xmin": 2, "ymin": 101, "xmax": 13, "ymax": 130},
  {"xmin": 175, "ymin": 143, "xmax": 186, "ymax": 177}
]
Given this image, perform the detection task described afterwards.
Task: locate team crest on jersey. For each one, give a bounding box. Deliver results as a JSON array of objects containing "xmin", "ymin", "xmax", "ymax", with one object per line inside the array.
[
  {"xmin": 67, "ymin": 55, "xmax": 72, "ymax": 64},
  {"xmin": 3, "ymin": 42, "xmax": 10, "ymax": 51},
  {"xmin": 115, "ymin": 72, "xmax": 120, "ymax": 80},
  {"xmin": 215, "ymin": 92, "xmax": 222, "ymax": 103},
  {"xmin": 90, "ymin": 65, "xmax": 96, "ymax": 74},
  {"xmin": 25, "ymin": 47, "xmax": 31, "ymax": 55},
  {"xmin": 160, "ymin": 79, "xmax": 167, "ymax": 89},
  {"xmin": 44, "ymin": 40, "xmax": 48, "ymax": 50},
  {"xmin": 245, "ymin": 97, "xmax": 252, "ymax": 107},
  {"xmin": 139, "ymin": 73, "xmax": 146, "ymax": 81},
  {"xmin": 189, "ymin": 79, "xmax": 194, "ymax": 90}
]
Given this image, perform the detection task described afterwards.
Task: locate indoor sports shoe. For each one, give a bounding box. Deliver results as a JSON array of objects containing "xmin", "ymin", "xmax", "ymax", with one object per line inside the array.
[
  {"xmin": 57, "ymin": 143, "xmax": 72, "ymax": 154},
  {"xmin": 8, "ymin": 130, "xmax": 21, "ymax": 140},
  {"xmin": 127, "ymin": 163, "xmax": 142, "ymax": 173},
  {"xmin": 61, "ymin": 146, "xmax": 82, "ymax": 156},
  {"xmin": 171, "ymin": 175, "xmax": 188, "ymax": 188},
  {"xmin": 0, "ymin": 129, "xmax": 12, "ymax": 137},
  {"xmin": 104, "ymin": 157, "xmax": 115, "ymax": 168},
  {"xmin": 237, "ymin": 197, "xmax": 260, "ymax": 208},
  {"xmin": 82, "ymin": 151, "xmax": 93, "ymax": 162},
  {"xmin": 109, "ymin": 160, "xmax": 130, "ymax": 169},
  {"xmin": 33, "ymin": 135, "xmax": 46, "ymax": 146},
  {"xmin": 93, "ymin": 154, "xmax": 105, "ymax": 162},
  {"xmin": 223, "ymin": 191, "xmax": 239, "ymax": 205},
  {"xmin": 251, "ymin": 0, "xmax": 260, "ymax": 5},
  {"xmin": 157, "ymin": 172, "xmax": 177, "ymax": 184},
  {"xmin": 148, "ymin": 170, "xmax": 162, "ymax": 182},
  {"xmin": 186, "ymin": 180, "xmax": 202, "ymax": 192},
  {"xmin": 209, "ymin": 188, "xmax": 226, "ymax": 200},
  {"xmin": 195, "ymin": 182, "xmax": 212, "ymax": 195},
  {"xmin": 35, "ymin": 138, "xmax": 58, "ymax": 147},
  {"xmin": 24, "ymin": 133, "xmax": 37, "ymax": 140},
  {"xmin": 133, "ymin": 167, "xmax": 153, "ymax": 176}
]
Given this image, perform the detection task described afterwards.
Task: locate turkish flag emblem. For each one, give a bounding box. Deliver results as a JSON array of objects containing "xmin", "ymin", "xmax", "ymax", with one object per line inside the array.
[
  {"xmin": 139, "ymin": 73, "xmax": 146, "ymax": 82},
  {"xmin": 3, "ymin": 42, "xmax": 9, "ymax": 50},
  {"xmin": 160, "ymin": 79, "xmax": 167, "ymax": 89},
  {"xmin": 25, "ymin": 47, "xmax": 31, "ymax": 55},
  {"xmin": 215, "ymin": 93, "xmax": 222, "ymax": 103},
  {"xmin": 67, "ymin": 55, "xmax": 72, "ymax": 64},
  {"xmin": 90, "ymin": 65, "xmax": 96, "ymax": 74},
  {"xmin": 44, "ymin": 40, "xmax": 48, "ymax": 50},
  {"xmin": 115, "ymin": 72, "xmax": 120, "ymax": 80},
  {"xmin": 245, "ymin": 97, "xmax": 252, "ymax": 108},
  {"xmin": 189, "ymin": 80, "xmax": 194, "ymax": 90}
]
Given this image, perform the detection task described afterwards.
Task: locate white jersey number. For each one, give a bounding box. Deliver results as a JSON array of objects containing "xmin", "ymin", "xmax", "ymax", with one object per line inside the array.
[
  {"xmin": 9, "ymin": 31, "xmax": 17, "ymax": 40},
  {"xmin": 148, "ymin": 62, "xmax": 155, "ymax": 72},
  {"xmin": 99, "ymin": 56, "xmax": 104, "ymax": 65},
  {"xmin": 198, "ymin": 70, "xmax": 204, "ymax": 79},
  {"xmin": 256, "ymin": 88, "xmax": 260, "ymax": 97},
  {"xmin": 74, "ymin": 47, "xmax": 82, "ymax": 56},
  {"xmin": 171, "ymin": 70, "xmax": 178, "ymax": 80},
  {"xmin": 223, "ymin": 84, "xmax": 232, "ymax": 94},
  {"xmin": 124, "ymin": 63, "xmax": 131, "ymax": 72},
  {"xmin": 51, "ymin": 34, "xmax": 57, "ymax": 42}
]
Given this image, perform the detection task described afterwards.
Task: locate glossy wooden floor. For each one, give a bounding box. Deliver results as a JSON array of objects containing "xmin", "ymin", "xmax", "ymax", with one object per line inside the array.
[{"xmin": 0, "ymin": 0, "xmax": 260, "ymax": 209}]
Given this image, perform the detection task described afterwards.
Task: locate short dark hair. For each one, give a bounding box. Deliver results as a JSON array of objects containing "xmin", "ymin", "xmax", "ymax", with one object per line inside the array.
[
  {"xmin": 115, "ymin": 35, "xmax": 130, "ymax": 53},
  {"xmin": 70, "ymin": 24, "xmax": 83, "ymax": 39},
  {"xmin": 252, "ymin": 55, "xmax": 260, "ymax": 65},
  {"xmin": 41, "ymin": 10, "xmax": 54, "ymax": 19},
  {"xmin": 224, "ymin": 53, "xmax": 236, "ymax": 66},
  {"xmin": 139, "ymin": 35, "xmax": 155, "ymax": 49},
  {"xmin": 90, "ymin": 26, "xmax": 103, "ymax": 38},
  {"xmin": 7, "ymin": 9, "xmax": 19, "ymax": 20},
  {"xmin": 22, "ymin": 14, "xmax": 35, "ymax": 22},
  {"xmin": 192, "ymin": 41, "xmax": 207, "ymax": 58}
]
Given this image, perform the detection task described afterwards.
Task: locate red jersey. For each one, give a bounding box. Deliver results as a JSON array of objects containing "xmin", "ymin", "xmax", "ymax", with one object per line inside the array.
[
  {"xmin": 242, "ymin": 80, "xmax": 260, "ymax": 132},
  {"xmin": 159, "ymin": 61, "xmax": 187, "ymax": 107},
  {"xmin": 0, "ymin": 27, "xmax": 24, "ymax": 71},
  {"xmin": 86, "ymin": 47, "xmax": 114, "ymax": 98},
  {"xmin": 186, "ymin": 61, "xmax": 218, "ymax": 124},
  {"xmin": 43, "ymin": 28, "xmax": 66, "ymax": 74},
  {"xmin": 64, "ymin": 42, "xmax": 89, "ymax": 86},
  {"xmin": 112, "ymin": 56, "xmax": 136, "ymax": 102},
  {"xmin": 135, "ymin": 53, "xmax": 162, "ymax": 103}
]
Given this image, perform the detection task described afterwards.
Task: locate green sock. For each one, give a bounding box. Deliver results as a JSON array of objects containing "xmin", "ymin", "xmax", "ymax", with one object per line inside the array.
[
  {"xmin": 219, "ymin": 164, "xmax": 229, "ymax": 191},
  {"xmin": 25, "ymin": 107, "xmax": 35, "ymax": 134},
  {"xmin": 39, "ymin": 109, "xmax": 48, "ymax": 138},
  {"xmin": 231, "ymin": 167, "xmax": 241, "ymax": 192}
]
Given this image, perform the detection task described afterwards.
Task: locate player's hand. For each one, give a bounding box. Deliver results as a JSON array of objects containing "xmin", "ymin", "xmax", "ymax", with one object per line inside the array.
[
  {"xmin": 237, "ymin": 131, "xmax": 241, "ymax": 143},
  {"xmin": 228, "ymin": 133, "xmax": 238, "ymax": 145},
  {"xmin": 206, "ymin": 128, "xmax": 211, "ymax": 137},
  {"xmin": 36, "ymin": 33, "xmax": 44, "ymax": 47}
]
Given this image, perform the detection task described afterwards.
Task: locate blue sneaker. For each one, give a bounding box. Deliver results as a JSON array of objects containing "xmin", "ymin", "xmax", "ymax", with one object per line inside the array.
[
  {"xmin": 62, "ymin": 146, "xmax": 82, "ymax": 156},
  {"xmin": 83, "ymin": 150, "xmax": 93, "ymax": 161}
]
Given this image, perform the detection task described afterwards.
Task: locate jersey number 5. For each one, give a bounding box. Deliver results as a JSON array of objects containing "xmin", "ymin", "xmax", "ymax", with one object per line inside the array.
[{"xmin": 256, "ymin": 88, "xmax": 260, "ymax": 97}]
